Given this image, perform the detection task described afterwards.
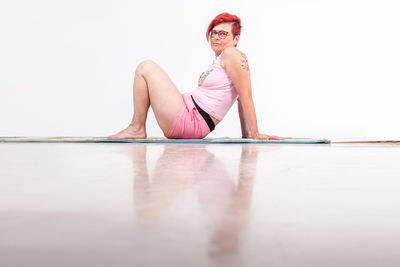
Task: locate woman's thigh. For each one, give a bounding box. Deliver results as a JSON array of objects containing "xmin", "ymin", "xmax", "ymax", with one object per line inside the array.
[{"xmin": 137, "ymin": 60, "xmax": 184, "ymax": 134}]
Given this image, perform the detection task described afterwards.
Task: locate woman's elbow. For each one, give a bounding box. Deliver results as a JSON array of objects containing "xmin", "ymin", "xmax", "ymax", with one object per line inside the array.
[{"xmin": 237, "ymin": 93, "xmax": 253, "ymax": 104}]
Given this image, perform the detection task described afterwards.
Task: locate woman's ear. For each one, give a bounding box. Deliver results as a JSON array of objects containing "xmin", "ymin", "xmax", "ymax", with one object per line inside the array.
[{"xmin": 233, "ymin": 35, "xmax": 240, "ymax": 46}]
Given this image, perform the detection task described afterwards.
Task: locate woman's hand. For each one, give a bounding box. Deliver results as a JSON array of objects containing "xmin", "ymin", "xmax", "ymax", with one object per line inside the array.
[{"xmin": 247, "ymin": 132, "xmax": 285, "ymax": 140}]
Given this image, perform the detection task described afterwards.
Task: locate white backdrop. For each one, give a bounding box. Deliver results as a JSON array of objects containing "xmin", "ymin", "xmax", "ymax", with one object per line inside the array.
[{"xmin": 1, "ymin": 0, "xmax": 399, "ymax": 140}]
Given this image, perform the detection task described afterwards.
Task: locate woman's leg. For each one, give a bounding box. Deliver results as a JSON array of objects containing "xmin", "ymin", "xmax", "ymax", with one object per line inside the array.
[{"xmin": 109, "ymin": 60, "xmax": 184, "ymax": 139}]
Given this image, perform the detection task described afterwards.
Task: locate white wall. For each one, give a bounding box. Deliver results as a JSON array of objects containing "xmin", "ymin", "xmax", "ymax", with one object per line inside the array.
[{"xmin": 1, "ymin": 0, "xmax": 399, "ymax": 140}]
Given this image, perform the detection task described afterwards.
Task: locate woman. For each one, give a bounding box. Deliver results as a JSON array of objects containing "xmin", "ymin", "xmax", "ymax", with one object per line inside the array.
[{"xmin": 109, "ymin": 12, "xmax": 282, "ymax": 140}]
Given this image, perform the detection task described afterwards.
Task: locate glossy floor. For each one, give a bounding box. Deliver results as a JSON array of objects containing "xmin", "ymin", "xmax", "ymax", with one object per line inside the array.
[{"xmin": 1, "ymin": 143, "xmax": 399, "ymax": 267}]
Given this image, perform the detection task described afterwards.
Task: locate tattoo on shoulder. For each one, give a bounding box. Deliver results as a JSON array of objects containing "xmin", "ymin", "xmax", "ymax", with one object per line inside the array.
[{"xmin": 240, "ymin": 52, "xmax": 249, "ymax": 71}]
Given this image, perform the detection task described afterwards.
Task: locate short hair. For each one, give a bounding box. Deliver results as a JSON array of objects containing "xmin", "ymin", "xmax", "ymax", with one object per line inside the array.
[{"xmin": 206, "ymin": 12, "xmax": 242, "ymax": 42}]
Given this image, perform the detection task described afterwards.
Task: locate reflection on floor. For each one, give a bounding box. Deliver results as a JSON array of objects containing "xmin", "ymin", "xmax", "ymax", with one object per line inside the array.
[{"xmin": 0, "ymin": 143, "xmax": 400, "ymax": 267}]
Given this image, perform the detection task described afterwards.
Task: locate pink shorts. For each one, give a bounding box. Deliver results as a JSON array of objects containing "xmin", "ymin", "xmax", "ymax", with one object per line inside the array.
[{"xmin": 165, "ymin": 93, "xmax": 211, "ymax": 139}]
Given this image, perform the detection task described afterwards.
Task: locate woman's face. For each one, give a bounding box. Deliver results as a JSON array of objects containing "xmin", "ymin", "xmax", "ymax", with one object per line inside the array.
[{"xmin": 210, "ymin": 22, "xmax": 240, "ymax": 56}]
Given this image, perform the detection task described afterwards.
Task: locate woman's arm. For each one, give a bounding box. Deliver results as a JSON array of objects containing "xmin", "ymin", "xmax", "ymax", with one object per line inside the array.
[
  {"xmin": 222, "ymin": 47, "xmax": 282, "ymax": 140},
  {"xmin": 237, "ymin": 99, "xmax": 248, "ymax": 138}
]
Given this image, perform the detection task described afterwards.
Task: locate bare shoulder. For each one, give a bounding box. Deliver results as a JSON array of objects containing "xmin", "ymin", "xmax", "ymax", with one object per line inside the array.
[
  {"xmin": 221, "ymin": 46, "xmax": 242, "ymax": 61},
  {"xmin": 221, "ymin": 47, "xmax": 249, "ymax": 71}
]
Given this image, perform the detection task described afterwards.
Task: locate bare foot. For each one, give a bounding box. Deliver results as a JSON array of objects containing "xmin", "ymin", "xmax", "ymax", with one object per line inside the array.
[{"xmin": 108, "ymin": 125, "xmax": 147, "ymax": 139}]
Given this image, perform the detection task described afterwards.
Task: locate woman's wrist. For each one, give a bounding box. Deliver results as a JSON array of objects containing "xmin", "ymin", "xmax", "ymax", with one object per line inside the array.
[{"xmin": 245, "ymin": 131, "xmax": 259, "ymax": 139}]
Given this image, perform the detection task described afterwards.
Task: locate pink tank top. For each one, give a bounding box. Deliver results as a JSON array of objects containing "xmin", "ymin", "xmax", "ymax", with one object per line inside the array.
[{"xmin": 192, "ymin": 54, "xmax": 238, "ymax": 120}]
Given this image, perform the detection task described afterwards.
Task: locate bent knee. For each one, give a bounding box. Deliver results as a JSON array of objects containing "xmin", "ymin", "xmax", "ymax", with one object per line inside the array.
[{"xmin": 136, "ymin": 60, "xmax": 159, "ymax": 75}]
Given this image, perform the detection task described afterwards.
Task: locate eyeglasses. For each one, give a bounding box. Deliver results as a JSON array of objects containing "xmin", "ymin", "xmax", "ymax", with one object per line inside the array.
[{"xmin": 210, "ymin": 30, "xmax": 229, "ymax": 39}]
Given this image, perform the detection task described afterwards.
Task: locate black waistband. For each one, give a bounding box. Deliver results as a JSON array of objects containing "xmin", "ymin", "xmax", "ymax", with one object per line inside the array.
[{"xmin": 191, "ymin": 96, "xmax": 215, "ymax": 132}]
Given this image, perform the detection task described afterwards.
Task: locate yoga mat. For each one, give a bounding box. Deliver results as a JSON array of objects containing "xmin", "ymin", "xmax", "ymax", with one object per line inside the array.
[
  {"xmin": 0, "ymin": 137, "xmax": 330, "ymax": 144},
  {"xmin": 332, "ymin": 140, "xmax": 399, "ymax": 144}
]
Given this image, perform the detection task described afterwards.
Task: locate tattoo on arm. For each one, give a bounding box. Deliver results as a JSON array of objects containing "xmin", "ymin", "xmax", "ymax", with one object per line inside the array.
[{"xmin": 240, "ymin": 52, "xmax": 249, "ymax": 71}]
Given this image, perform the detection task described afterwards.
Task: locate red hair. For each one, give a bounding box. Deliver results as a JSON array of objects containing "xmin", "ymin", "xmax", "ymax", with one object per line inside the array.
[{"xmin": 206, "ymin": 12, "xmax": 242, "ymax": 42}]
